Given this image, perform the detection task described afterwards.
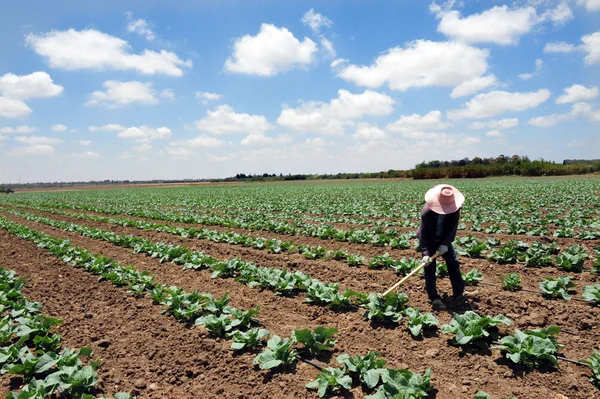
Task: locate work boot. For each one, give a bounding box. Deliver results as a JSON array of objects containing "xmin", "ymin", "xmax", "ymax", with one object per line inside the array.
[
  {"xmin": 431, "ymin": 299, "xmax": 446, "ymax": 311},
  {"xmin": 454, "ymin": 289, "xmax": 479, "ymax": 305}
]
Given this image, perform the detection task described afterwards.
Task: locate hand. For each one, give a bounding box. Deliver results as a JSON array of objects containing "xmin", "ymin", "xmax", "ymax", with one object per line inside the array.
[
  {"xmin": 438, "ymin": 245, "xmax": 448, "ymax": 255},
  {"xmin": 422, "ymin": 256, "xmax": 430, "ymax": 264}
]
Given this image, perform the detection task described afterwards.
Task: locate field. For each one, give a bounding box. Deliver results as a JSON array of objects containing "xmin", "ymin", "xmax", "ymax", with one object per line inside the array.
[{"xmin": 0, "ymin": 177, "xmax": 599, "ymax": 399}]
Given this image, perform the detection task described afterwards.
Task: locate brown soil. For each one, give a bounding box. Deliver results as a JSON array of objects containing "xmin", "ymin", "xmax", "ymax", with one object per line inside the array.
[{"xmin": 0, "ymin": 212, "xmax": 599, "ymax": 398}]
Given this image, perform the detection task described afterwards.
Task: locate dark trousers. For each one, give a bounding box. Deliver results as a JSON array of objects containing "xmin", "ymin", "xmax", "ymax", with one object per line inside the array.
[{"xmin": 423, "ymin": 244, "xmax": 465, "ymax": 301}]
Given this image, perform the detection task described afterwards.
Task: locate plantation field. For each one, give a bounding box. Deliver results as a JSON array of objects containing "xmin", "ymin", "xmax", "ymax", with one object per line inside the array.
[{"xmin": 0, "ymin": 177, "xmax": 599, "ymax": 399}]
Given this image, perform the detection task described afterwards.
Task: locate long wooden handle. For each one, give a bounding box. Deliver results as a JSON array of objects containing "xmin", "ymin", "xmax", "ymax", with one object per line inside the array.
[{"xmin": 381, "ymin": 251, "xmax": 441, "ymax": 296}]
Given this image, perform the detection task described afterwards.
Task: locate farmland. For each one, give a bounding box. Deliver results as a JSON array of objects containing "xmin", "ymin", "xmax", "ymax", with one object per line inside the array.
[{"xmin": 0, "ymin": 177, "xmax": 599, "ymax": 399}]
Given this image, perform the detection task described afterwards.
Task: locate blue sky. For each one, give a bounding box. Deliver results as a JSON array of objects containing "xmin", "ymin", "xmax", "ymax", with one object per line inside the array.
[{"xmin": 0, "ymin": 0, "xmax": 599, "ymax": 183}]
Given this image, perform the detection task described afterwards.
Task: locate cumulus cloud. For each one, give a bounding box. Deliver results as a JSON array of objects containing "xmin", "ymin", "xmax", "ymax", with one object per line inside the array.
[
  {"xmin": 241, "ymin": 133, "xmax": 293, "ymax": 146},
  {"xmin": 196, "ymin": 91, "xmax": 222, "ymax": 104},
  {"xmin": 337, "ymin": 40, "xmax": 490, "ymax": 95},
  {"xmin": 0, "ymin": 98, "xmax": 31, "ymax": 119},
  {"xmin": 277, "ymin": 89, "xmax": 395, "ymax": 135},
  {"xmin": 556, "ymin": 84, "xmax": 599, "ymax": 104},
  {"xmin": 6, "ymin": 144, "xmax": 55, "ymax": 156},
  {"xmin": 301, "ymin": 9, "xmax": 333, "ymax": 33},
  {"xmin": 386, "ymin": 110, "xmax": 450, "ymax": 133},
  {"xmin": 85, "ymin": 80, "xmax": 158, "ymax": 107},
  {"xmin": 451, "ymin": 75, "xmax": 498, "ymax": 98},
  {"xmin": 88, "ymin": 124, "xmax": 125, "ymax": 132},
  {"xmin": 26, "ymin": 29, "xmax": 192, "ymax": 76},
  {"xmin": 543, "ymin": 41, "xmax": 577, "ymax": 53},
  {"xmin": 160, "ymin": 89, "xmax": 175, "ymax": 100},
  {"xmin": 0, "ymin": 72, "xmax": 64, "ymax": 100},
  {"xmin": 485, "ymin": 130, "xmax": 504, "ymax": 137},
  {"xmin": 116, "ymin": 125, "xmax": 172, "ymax": 142},
  {"xmin": 126, "ymin": 13, "xmax": 155, "ymax": 41},
  {"xmin": 50, "ymin": 124, "xmax": 68, "ymax": 132},
  {"xmin": 582, "ymin": 31, "xmax": 600, "ymax": 65},
  {"xmin": 224, "ymin": 24, "xmax": 318, "ymax": 76},
  {"xmin": 132, "ymin": 143, "xmax": 152, "ymax": 152},
  {"xmin": 529, "ymin": 101, "xmax": 599, "ymax": 127},
  {"xmin": 73, "ymin": 151, "xmax": 100, "ymax": 159},
  {"xmin": 518, "ymin": 58, "xmax": 543, "ymax": 80},
  {"xmin": 78, "ymin": 140, "xmax": 92, "ymax": 146},
  {"xmin": 0, "ymin": 125, "xmax": 36, "ymax": 134},
  {"xmin": 578, "ymin": 0, "xmax": 600, "ymax": 11},
  {"xmin": 447, "ymin": 89, "xmax": 551, "ymax": 120},
  {"xmin": 352, "ymin": 123, "xmax": 389, "ymax": 141},
  {"xmin": 468, "ymin": 118, "xmax": 519, "ymax": 130},
  {"xmin": 528, "ymin": 113, "xmax": 571, "ymax": 127},
  {"xmin": 15, "ymin": 135, "xmax": 63, "ymax": 145},
  {"xmin": 195, "ymin": 105, "xmax": 273, "ymax": 135}
]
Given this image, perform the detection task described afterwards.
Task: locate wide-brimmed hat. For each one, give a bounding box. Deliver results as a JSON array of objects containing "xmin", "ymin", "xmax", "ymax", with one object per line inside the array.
[{"xmin": 424, "ymin": 184, "xmax": 465, "ymax": 215}]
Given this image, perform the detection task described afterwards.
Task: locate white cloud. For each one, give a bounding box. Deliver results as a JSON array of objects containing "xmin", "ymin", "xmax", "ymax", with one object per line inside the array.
[
  {"xmin": 450, "ymin": 75, "xmax": 498, "ymax": 98},
  {"xmin": 15, "ymin": 135, "xmax": 63, "ymax": 145},
  {"xmin": 0, "ymin": 125, "xmax": 36, "ymax": 134},
  {"xmin": 277, "ymin": 89, "xmax": 395, "ymax": 135},
  {"xmin": 224, "ymin": 24, "xmax": 318, "ymax": 76},
  {"xmin": 88, "ymin": 124, "xmax": 125, "ymax": 132},
  {"xmin": 578, "ymin": 0, "xmax": 600, "ymax": 11},
  {"xmin": 353, "ymin": 123, "xmax": 388, "ymax": 141},
  {"xmin": 85, "ymin": 80, "xmax": 157, "ymax": 107},
  {"xmin": 132, "ymin": 143, "xmax": 152, "ymax": 152},
  {"xmin": 127, "ymin": 16, "xmax": 155, "ymax": 41},
  {"xmin": 320, "ymin": 37, "xmax": 336, "ymax": 58},
  {"xmin": 543, "ymin": 41, "xmax": 577, "ymax": 53},
  {"xmin": 337, "ymin": 40, "xmax": 490, "ymax": 94},
  {"xmin": 195, "ymin": 105, "xmax": 273, "ymax": 135},
  {"xmin": 50, "ymin": 124, "xmax": 68, "ymax": 132},
  {"xmin": 485, "ymin": 130, "xmax": 504, "ymax": 137},
  {"xmin": 539, "ymin": 2, "xmax": 573, "ymax": 25},
  {"xmin": 7, "ymin": 144, "xmax": 54, "ymax": 156},
  {"xmin": 301, "ymin": 9, "xmax": 333, "ymax": 33},
  {"xmin": 448, "ymin": 89, "xmax": 551, "ymax": 120},
  {"xmin": 556, "ymin": 84, "xmax": 599, "ymax": 104},
  {"xmin": 0, "ymin": 97, "xmax": 31, "ymax": 119},
  {"xmin": 196, "ymin": 91, "xmax": 222, "ymax": 104},
  {"xmin": 160, "ymin": 89, "xmax": 175, "ymax": 100},
  {"xmin": 529, "ymin": 113, "xmax": 571, "ymax": 127},
  {"xmin": 431, "ymin": 4, "xmax": 538, "ymax": 45},
  {"xmin": 468, "ymin": 118, "xmax": 519, "ymax": 130},
  {"xmin": 73, "ymin": 151, "xmax": 100, "ymax": 159},
  {"xmin": 186, "ymin": 135, "xmax": 225, "ymax": 147},
  {"xmin": 241, "ymin": 133, "xmax": 293, "ymax": 146},
  {"xmin": 330, "ymin": 58, "xmax": 347, "ymax": 69},
  {"xmin": 386, "ymin": 110, "xmax": 450, "ymax": 133},
  {"xmin": 529, "ymin": 101, "xmax": 600, "ymax": 126},
  {"xmin": 78, "ymin": 140, "xmax": 92, "ymax": 146},
  {"xmin": 26, "ymin": 29, "xmax": 192, "ymax": 76},
  {"xmin": 117, "ymin": 126, "xmax": 172, "ymax": 142},
  {"xmin": 166, "ymin": 135, "xmax": 225, "ymax": 158},
  {"xmin": 0, "ymin": 72, "xmax": 64, "ymax": 100},
  {"xmin": 582, "ymin": 31, "xmax": 600, "ymax": 65},
  {"xmin": 165, "ymin": 146, "xmax": 193, "ymax": 159},
  {"xmin": 519, "ymin": 58, "xmax": 543, "ymax": 80}
]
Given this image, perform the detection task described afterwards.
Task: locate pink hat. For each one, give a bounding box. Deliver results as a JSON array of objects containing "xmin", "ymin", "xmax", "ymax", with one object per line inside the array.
[{"xmin": 424, "ymin": 184, "xmax": 465, "ymax": 215}]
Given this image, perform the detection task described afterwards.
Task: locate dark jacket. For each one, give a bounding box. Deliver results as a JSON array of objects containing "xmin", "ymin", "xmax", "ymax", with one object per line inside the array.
[{"xmin": 416, "ymin": 203, "xmax": 460, "ymax": 257}]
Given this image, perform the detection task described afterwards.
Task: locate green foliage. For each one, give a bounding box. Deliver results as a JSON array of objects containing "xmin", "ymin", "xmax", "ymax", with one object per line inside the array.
[
  {"xmin": 555, "ymin": 245, "xmax": 587, "ymax": 273},
  {"xmin": 500, "ymin": 273, "xmax": 522, "ymax": 291},
  {"xmin": 306, "ymin": 367, "xmax": 352, "ymax": 398},
  {"xmin": 390, "ymin": 258, "xmax": 420, "ymax": 275},
  {"xmin": 462, "ymin": 269, "xmax": 484, "ymax": 285},
  {"xmin": 583, "ymin": 284, "xmax": 600, "ymax": 305},
  {"xmin": 441, "ymin": 311, "xmax": 511, "ymax": 345},
  {"xmin": 292, "ymin": 326, "xmax": 338, "ymax": 356},
  {"xmin": 253, "ymin": 336, "xmax": 298, "ymax": 370},
  {"xmin": 346, "ymin": 253, "xmax": 365, "ymax": 266},
  {"xmin": 494, "ymin": 327, "xmax": 562, "ymax": 369},
  {"xmin": 362, "ymin": 293, "xmax": 409, "ymax": 324},
  {"xmin": 404, "ymin": 307, "xmax": 439, "ymax": 337},
  {"xmin": 230, "ymin": 328, "xmax": 270, "ymax": 351},
  {"xmin": 456, "ymin": 237, "xmax": 487, "ymax": 258},
  {"xmin": 326, "ymin": 249, "xmax": 348, "ymax": 261},
  {"xmin": 336, "ymin": 352, "xmax": 387, "ymax": 389},
  {"xmin": 364, "ymin": 368, "xmax": 433, "ymax": 399},
  {"xmin": 583, "ymin": 350, "xmax": 600, "ymax": 386},
  {"xmin": 539, "ymin": 276, "xmax": 575, "ymax": 300}
]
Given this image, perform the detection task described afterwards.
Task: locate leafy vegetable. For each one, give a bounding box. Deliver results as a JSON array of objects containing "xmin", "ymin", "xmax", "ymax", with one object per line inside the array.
[
  {"xmin": 462, "ymin": 269, "xmax": 484, "ymax": 285},
  {"xmin": 493, "ymin": 327, "xmax": 562, "ymax": 368},
  {"xmin": 404, "ymin": 307, "xmax": 439, "ymax": 337},
  {"xmin": 583, "ymin": 350, "xmax": 600, "ymax": 386},
  {"xmin": 539, "ymin": 276, "xmax": 575, "ymax": 300},
  {"xmin": 583, "ymin": 284, "xmax": 600, "ymax": 305},
  {"xmin": 306, "ymin": 367, "xmax": 352, "ymax": 398},
  {"xmin": 230, "ymin": 328, "xmax": 270, "ymax": 351},
  {"xmin": 336, "ymin": 352, "xmax": 386, "ymax": 388},
  {"xmin": 362, "ymin": 293, "xmax": 408, "ymax": 324},
  {"xmin": 292, "ymin": 326, "xmax": 338, "ymax": 356},
  {"xmin": 253, "ymin": 336, "xmax": 298, "ymax": 370},
  {"xmin": 500, "ymin": 273, "xmax": 522, "ymax": 291},
  {"xmin": 364, "ymin": 368, "xmax": 433, "ymax": 399},
  {"xmin": 441, "ymin": 311, "xmax": 511, "ymax": 345}
]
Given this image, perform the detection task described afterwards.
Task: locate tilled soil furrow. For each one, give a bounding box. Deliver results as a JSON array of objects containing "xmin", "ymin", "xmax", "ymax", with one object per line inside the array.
[{"xmin": 1, "ymin": 212, "xmax": 599, "ymax": 398}]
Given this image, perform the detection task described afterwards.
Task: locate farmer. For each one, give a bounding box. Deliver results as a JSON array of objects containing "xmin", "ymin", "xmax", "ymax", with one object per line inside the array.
[{"xmin": 416, "ymin": 184, "xmax": 474, "ymax": 310}]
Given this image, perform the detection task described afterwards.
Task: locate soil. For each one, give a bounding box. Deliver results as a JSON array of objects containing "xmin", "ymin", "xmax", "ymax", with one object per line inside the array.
[{"xmin": 0, "ymin": 209, "xmax": 599, "ymax": 398}]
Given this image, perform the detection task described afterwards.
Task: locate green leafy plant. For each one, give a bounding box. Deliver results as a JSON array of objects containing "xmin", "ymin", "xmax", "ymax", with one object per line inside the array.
[
  {"xmin": 292, "ymin": 326, "xmax": 338, "ymax": 356},
  {"xmin": 493, "ymin": 327, "xmax": 562, "ymax": 369},
  {"xmin": 305, "ymin": 367, "xmax": 352, "ymax": 398},
  {"xmin": 539, "ymin": 276, "xmax": 575, "ymax": 300},
  {"xmin": 583, "ymin": 350, "xmax": 600, "ymax": 386},
  {"xmin": 462, "ymin": 269, "xmax": 484, "ymax": 286},
  {"xmin": 441, "ymin": 311, "xmax": 511, "ymax": 345},
  {"xmin": 253, "ymin": 336, "xmax": 298, "ymax": 370},
  {"xmin": 368, "ymin": 253, "xmax": 397, "ymax": 269},
  {"xmin": 346, "ymin": 253, "xmax": 365, "ymax": 266},
  {"xmin": 555, "ymin": 245, "xmax": 587, "ymax": 273},
  {"xmin": 500, "ymin": 273, "xmax": 522, "ymax": 291},
  {"xmin": 583, "ymin": 284, "xmax": 600, "ymax": 305},
  {"xmin": 456, "ymin": 238, "xmax": 487, "ymax": 258},
  {"xmin": 404, "ymin": 307, "xmax": 439, "ymax": 337},
  {"xmin": 390, "ymin": 258, "xmax": 420, "ymax": 275},
  {"xmin": 336, "ymin": 352, "xmax": 386, "ymax": 389},
  {"xmin": 364, "ymin": 368, "xmax": 433, "ymax": 399},
  {"xmin": 362, "ymin": 293, "xmax": 408, "ymax": 324},
  {"xmin": 230, "ymin": 328, "xmax": 270, "ymax": 351},
  {"xmin": 326, "ymin": 249, "xmax": 349, "ymax": 261}
]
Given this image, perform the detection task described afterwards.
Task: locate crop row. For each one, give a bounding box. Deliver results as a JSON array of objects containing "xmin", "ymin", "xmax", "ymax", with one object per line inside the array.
[
  {"xmin": 0, "ymin": 266, "xmax": 134, "ymax": 399},
  {"xmin": 0, "ymin": 216, "xmax": 444, "ymax": 398},
  {"xmin": 5, "ymin": 208, "xmax": 600, "ymax": 310}
]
